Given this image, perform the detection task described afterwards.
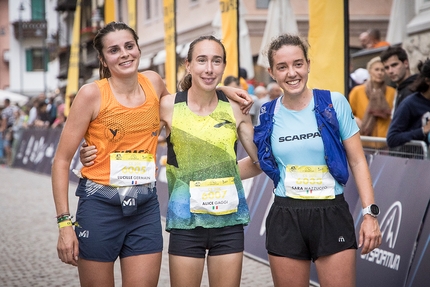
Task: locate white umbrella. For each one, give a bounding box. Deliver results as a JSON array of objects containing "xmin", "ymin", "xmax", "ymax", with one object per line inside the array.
[
  {"xmin": 257, "ymin": 0, "xmax": 298, "ymax": 68},
  {"xmin": 211, "ymin": 0, "xmax": 254, "ymax": 79},
  {"xmin": 0, "ymin": 90, "xmax": 30, "ymax": 107},
  {"xmin": 386, "ymin": 0, "xmax": 406, "ymax": 45}
]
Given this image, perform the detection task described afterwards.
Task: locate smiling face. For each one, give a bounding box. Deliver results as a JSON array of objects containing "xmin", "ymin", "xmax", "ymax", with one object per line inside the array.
[
  {"xmin": 100, "ymin": 29, "xmax": 141, "ymax": 78},
  {"xmin": 268, "ymin": 45, "xmax": 310, "ymax": 98},
  {"xmin": 186, "ymin": 39, "xmax": 226, "ymax": 93}
]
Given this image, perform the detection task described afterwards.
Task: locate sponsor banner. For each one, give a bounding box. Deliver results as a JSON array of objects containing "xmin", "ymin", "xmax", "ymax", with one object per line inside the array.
[
  {"xmin": 12, "ymin": 130, "xmax": 430, "ymax": 286},
  {"xmin": 352, "ymin": 155, "xmax": 430, "ymax": 286},
  {"xmin": 312, "ymin": 156, "xmax": 430, "ymax": 286},
  {"xmin": 127, "ymin": 0, "xmax": 136, "ymax": 31},
  {"xmin": 242, "ymin": 174, "xmax": 273, "ymax": 262},
  {"xmin": 12, "ymin": 128, "xmax": 82, "ymax": 183},
  {"xmin": 405, "ymin": 205, "xmax": 430, "ymax": 287},
  {"xmin": 104, "ymin": 0, "xmax": 116, "ymax": 24},
  {"xmin": 65, "ymin": 0, "xmax": 82, "ymax": 117},
  {"xmin": 219, "ymin": 0, "xmax": 239, "ymax": 80},
  {"xmin": 163, "ymin": 0, "xmax": 177, "ymax": 94},
  {"xmin": 308, "ymin": 0, "xmax": 347, "ymax": 95}
]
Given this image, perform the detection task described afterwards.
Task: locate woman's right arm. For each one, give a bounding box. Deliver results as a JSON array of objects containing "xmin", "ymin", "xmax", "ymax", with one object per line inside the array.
[{"xmin": 52, "ymin": 83, "xmax": 100, "ymax": 266}]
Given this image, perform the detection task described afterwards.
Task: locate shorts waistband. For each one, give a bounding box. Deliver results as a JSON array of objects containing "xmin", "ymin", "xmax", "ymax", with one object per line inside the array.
[
  {"xmin": 274, "ymin": 194, "xmax": 345, "ymax": 208},
  {"xmin": 80, "ymin": 178, "xmax": 156, "ymax": 188},
  {"xmin": 140, "ymin": 181, "xmax": 156, "ymax": 189},
  {"xmin": 78, "ymin": 178, "xmax": 157, "ymax": 198}
]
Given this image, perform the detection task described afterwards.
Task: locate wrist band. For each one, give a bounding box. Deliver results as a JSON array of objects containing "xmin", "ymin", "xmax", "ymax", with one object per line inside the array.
[
  {"xmin": 58, "ymin": 220, "xmax": 73, "ymax": 229},
  {"xmin": 57, "ymin": 215, "xmax": 73, "ymax": 224},
  {"xmin": 56, "ymin": 212, "xmax": 70, "ymax": 218}
]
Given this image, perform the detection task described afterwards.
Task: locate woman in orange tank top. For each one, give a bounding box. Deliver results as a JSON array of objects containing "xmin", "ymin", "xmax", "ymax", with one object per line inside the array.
[{"xmin": 52, "ymin": 22, "xmax": 253, "ymax": 287}]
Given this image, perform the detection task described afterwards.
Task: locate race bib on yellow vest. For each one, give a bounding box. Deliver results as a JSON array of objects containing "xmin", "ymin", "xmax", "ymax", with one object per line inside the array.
[{"xmin": 189, "ymin": 177, "xmax": 239, "ymax": 215}]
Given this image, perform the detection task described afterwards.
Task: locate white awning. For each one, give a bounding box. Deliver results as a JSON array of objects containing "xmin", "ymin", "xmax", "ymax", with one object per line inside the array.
[
  {"xmin": 180, "ymin": 42, "xmax": 191, "ymax": 58},
  {"xmin": 151, "ymin": 44, "xmax": 190, "ymax": 66},
  {"xmin": 138, "ymin": 53, "xmax": 155, "ymax": 70},
  {"xmin": 153, "ymin": 50, "xmax": 166, "ymax": 66},
  {"xmin": 176, "ymin": 44, "xmax": 184, "ymax": 54},
  {"xmin": 0, "ymin": 89, "xmax": 29, "ymax": 107}
]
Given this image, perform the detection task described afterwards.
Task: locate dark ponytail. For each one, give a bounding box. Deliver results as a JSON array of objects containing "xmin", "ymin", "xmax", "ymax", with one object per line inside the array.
[{"xmin": 409, "ymin": 58, "xmax": 430, "ymax": 93}]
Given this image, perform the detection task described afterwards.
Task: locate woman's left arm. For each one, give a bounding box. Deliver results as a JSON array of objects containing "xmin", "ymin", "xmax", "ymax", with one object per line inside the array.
[
  {"xmin": 218, "ymin": 86, "xmax": 253, "ymax": 114},
  {"xmin": 343, "ymin": 132, "xmax": 382, "ymax": 254},
  {"xmin": 142, "ymin": 70, "xmax": 171, "ymax": 99}
]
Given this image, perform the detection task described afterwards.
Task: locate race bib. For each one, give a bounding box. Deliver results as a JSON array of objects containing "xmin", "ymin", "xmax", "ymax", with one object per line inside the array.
[
  {"xmin": 284, "ymin": 165, "xmax": 335, "ymax": 199},
  {"xmin": 109, "ymin": 153, "xmax": 156, "ymax": 187},
  {"xmin": 189, "ymin": 177, "xmax": 239, "ymax": 215}
]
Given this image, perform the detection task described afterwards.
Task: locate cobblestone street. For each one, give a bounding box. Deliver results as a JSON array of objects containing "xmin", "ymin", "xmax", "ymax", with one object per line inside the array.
[{"xmin": 0, "ymin": 166, "xmax": 274, "ymax": 286}]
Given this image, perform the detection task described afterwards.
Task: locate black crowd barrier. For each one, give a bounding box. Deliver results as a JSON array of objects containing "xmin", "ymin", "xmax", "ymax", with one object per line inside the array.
[{"xmin": 12, "ymin": 128, "xmax": 430, "ymax": 287}]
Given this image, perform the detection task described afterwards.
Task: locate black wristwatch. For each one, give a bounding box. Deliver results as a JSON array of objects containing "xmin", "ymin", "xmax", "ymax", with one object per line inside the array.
[{"xmin": 362, "ymin": 204, "xmax": 380, "ymax": 218}]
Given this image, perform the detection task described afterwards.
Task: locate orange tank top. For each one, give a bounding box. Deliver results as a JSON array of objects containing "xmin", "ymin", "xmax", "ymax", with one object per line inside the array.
[{"xmin": 81, "ymin": 73, "xmax": 160, "ymax": 185}]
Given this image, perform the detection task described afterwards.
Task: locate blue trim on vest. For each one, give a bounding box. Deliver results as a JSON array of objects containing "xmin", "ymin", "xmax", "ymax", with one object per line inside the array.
[{"xmin": 253, "ymin": 89, "xmax": 349, "ymax": 188}]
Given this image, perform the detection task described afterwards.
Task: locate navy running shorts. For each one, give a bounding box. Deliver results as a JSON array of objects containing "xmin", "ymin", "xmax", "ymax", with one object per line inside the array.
[
  {"xmin": 266, "ymin": 194, "xmax": 357, "ymax": 262},
  {"xmin": 74, "ymin": 179, "xmax": 163, "ymax": 262},
  {"xmin": 168, "ymin": 225, "xmax": 244, "ymax": 258}
]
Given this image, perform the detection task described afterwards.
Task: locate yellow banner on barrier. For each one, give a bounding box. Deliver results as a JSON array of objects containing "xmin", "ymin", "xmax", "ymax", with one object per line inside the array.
[
  {"xmin": 163, "ymin": 0, "xmax": 177, "ymax": 93},
  {"xmin": 128, "ymin": 0, "xmax": 136, "ymax": 31},
  {"xmin": 104, "ymin": 0, "xmax": 116, "ymax": 24},
  {"xmin": 64, "ymin": 0, "xmax": 81, "ymax": 117},
  {"xmin": 308, "ymin": 0, "xmax": 345, "ymax": 94},
  {"xmin": 219, "ymin": 0, "xmax": 239, "ymax": 81}
]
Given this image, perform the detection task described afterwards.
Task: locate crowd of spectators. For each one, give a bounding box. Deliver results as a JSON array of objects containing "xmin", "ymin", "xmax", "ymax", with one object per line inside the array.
[
  {"xmin": 0, "ymin": 93, "xmax": 66, "ymax": 165},
  {"xmin": 350, "ymin": 28, "xmax": 429, "ymax": 158}
]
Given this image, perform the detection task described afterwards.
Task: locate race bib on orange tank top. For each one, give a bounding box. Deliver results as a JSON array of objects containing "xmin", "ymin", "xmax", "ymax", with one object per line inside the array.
[{"xmin": 109, "ymin": 153, "xmax": 156, "ymax": 187}]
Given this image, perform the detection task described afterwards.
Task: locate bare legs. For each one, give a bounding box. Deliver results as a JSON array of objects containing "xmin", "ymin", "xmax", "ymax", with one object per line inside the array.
[
  {"xmin": 269, "ymin": 249, "xmax": 356, "ymax": 287},
  {"xmin": 77, "ymin": 252, "xmax": 162, "ymax": 287},
  {"xmin": 169, "ymin": 252, "xmax": 243, "ymax": 287}
]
